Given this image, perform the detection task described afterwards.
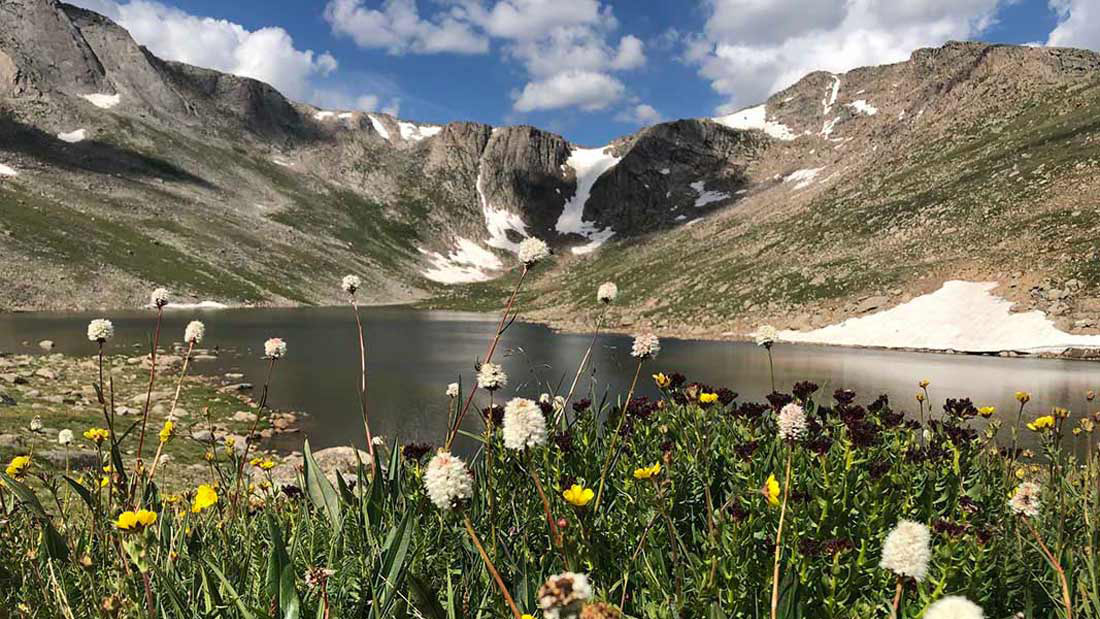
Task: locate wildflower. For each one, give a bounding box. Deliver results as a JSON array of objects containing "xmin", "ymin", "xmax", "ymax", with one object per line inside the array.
[
  {"xmin": 777, "ymin": 402, "xmax": 808, "ymax": 441},
  {"xmin": 978, "ymin": 406, "xmax": 995, "ymax": 418},
  {"xmin": 264, "ymin": 337, "xmax": 287, "ymax": 359},
  {"xmin": 100, "ymin": 476, "xmax": 109, "ymax": 488},
  {"xmin": 29, "ymin": 416, "xmax": 42, "ymax": 432},
  {"xmin": 87, "ymin": 319, "xmax": 114, "ymax": 343},
  {"xmin": 916, "ymin": 392, "xmax": 925, "ymax": 402},
  {"xmin": 562, "ymin": 484, "xmax": 594, "ymax": 507},
  {"xmin": 446, "ymin": 382, "xmax": 459, "ymax": 398},
  {"xmin": 880, "ymin": 520, "xmax": 931, "ymax": 581},
  {"xmin": 477, "ymin": 362, "xmax": 507, "ymax": 391},
  {"xmin": 538, "ymin": 572, "xmax": 591, "ymax": 619},
  {"xmin": 250, "ymin": 457, "xmax": 275, "ymax": 470},
  {"xmin": 116, "ymin": 509, "xmax": 157, "ymax": 531},
  {"xmin": 653, "ymin": 373, "xmax": 670, "ymax": 388},
  {"xmin": 518, "ymin": 237, "xmax": 551, "ymax": 266},
  {"xmin": 158, "ymin": 420, "xmax": 174, "ymax": 443},
  {"xmin": 597, "ymin": 281, "xmax": 618, "ymax": 304},
  {"xmin": 191, "ymin": 484, "xmax": 218, "ymax": 513},
  {"xmin": 755, "ymin": 325, "xmax": 778, "ymax": 348},
  {"xmin": 1009, "ymin": 482, "xmax": 1041, "ymax": 518},
  {"xmin": 919, "ymin": 379, "xmax": 930, "ymax": 388},
  {"xmin": 424, "ymin": 450, "xmax": 473, "ymax": 510},
  {"xmin": 762, "ymin": 474, "xmax": 780, "ymax": 506},
  {"xmin": 5, "ymin": 455, "xmax": 30, "ymax": 478},
  {"xmin": 1015, "ymin": 391, "xmax": 1031, "ymax": 404},
  {"xmin": 150, "ymin": 287, "xmax": 170, "ymax": 309},
  {"xmin": 305, "ymin": 567, "xmax": 335, "ymax": 589},
  {"xmin": 58, "ymin": 429, "xmax": 73, "ymax": 445},
  {"xmin": 502, "ymin": 398, "xmax": 548, "ymax": 450},
  {"xmin": 699, "ymin": 392, "xmax": 719, "ymax": 404},
  {"xmin": 341, "ymin": 274, "xmax": 361, "ymax": 294},
  {"xmin": 184, "ymin": 320, "xmax": 205, "ymax": 345},
  {"xmin": 630, "ymin": 333, "xmax": 660, "ymax": 359},
  {"xmin": 923, "ymin": 596, "xmax": 983, "ymax": 619},
  {"xmin": 1052, "ymin": 406, "xmax": 1070, "ymax": 419},
  {"xmin": 633, "ymin": 462, "xmax": 661, "ymax": 480},
  {"xmin": 580, "ymin": 602, "xmax": 622, "ymax": 619},
  {"xmin": 84, "ymin": 427, "xmax": 109, "ymax": 444},
  {"xmin": 401, "ymin": 442, "xmax": 433, "ymax": 461},
  {"xmin": 1026, "ymin": 415, "xmax": 1055, "ymax": 432}
]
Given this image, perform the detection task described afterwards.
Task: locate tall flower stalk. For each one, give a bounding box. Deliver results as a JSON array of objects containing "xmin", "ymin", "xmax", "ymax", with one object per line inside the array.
[
  {"xmin": 135, "ymin": 288, "xmax": 169, "ymax": 476},
  {"xmin": 235, "ymin": 341, "xmax": 283, "ymax": 501},
  {"xmin": 343, "ymin": 275, "xmax": 376, "ymax": 464},
  {"xmin": 756, "ymin": 325, "xmax": 778, "ymax": 393},
  {"xmin": 557, "ymin": 282, "xmax": 618, "ymax": 428},
  {"xmin": 464, "ymin": 514, "xmax": 523, "ymax": 619},
  {"xmin": 770, "ymin": 446, "xmax": 793, "ymax": 619}
]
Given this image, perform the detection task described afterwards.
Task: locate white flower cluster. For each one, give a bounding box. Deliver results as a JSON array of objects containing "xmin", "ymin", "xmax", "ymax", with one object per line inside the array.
[
  {"xmin": 342, "ymin": 274, "xmax": 361, "ymax": 294},
  {"xmin": 518, "ymin": 237, "xmax": 550, "ymax": 266},
  {"xmin": 1009, "ymin": 481, "xmax": 1041, "ymax": 518},
  {"xmin": 540, "ymin": 393, "xmax": 566, "ymax": 413},
  {"xmin": 924, "ymin": 596, "xmax": 984, "ymax": 619},
  {"xmin": 446, "ymin": 382, "xmax": 460, "ymax": 398},
  {"xmin": 777, "ymin": 402, "xmax": 808, "ymax": 441},
  {"xmin": 538, "ymin": 572, "xmax": 592, "ymax": 619},
  {"xmin": 597, "ymin": 281, "xmax": 618, "ymax": 304},
  {"xmin": 631, "ymin": 333, "xmax": 660, "ymax": 359},
  {"xmin": 880, "ymin": 520, "xmax": 931, "ymax": 581},
  {"xmin": 755, "ymin": 325, "xmax": 778, "ymax": 347},
  {"xmin": 150, "ymin": 287, "xmax": 170, "ymax": 309},
  {"xmin": 502, "ymin": 398, "xmax": 548, "ymax": 450},
  {"xmin": 87, "ymin": 318, "xmax": 114, "ymax": 343},
  {"xmin": 58, "ymin": 429, "xmax": 73, "ymax": 445},
  {"xmin": 477, "ymin": 362, "xmax": 507, "ymax": 391},
  {"xmin": 184, "ymin": 320, "xmax": 205, "ymax": 345},
  {"xmin": 423, "ymin": 450, "xmax": 473, "ymax": 510},
  {"xmin": 264, "ymin": 337, "xmax": 287, "ymax": 359}
]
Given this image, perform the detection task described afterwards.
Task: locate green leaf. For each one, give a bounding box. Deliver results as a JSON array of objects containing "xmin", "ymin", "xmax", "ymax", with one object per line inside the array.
[
  {"xmin": 153, "ymin": 564, "xmax": 190, "ymax": 618},
  {"xmin": 376, "ymin": 513, "xmax": 413, "ymax": 611},
  {"xmin": 407, "ymin": 574, "xmax": 447, "ymax": 619},
  {"xmin": 303, "ymin": 440, "xmax": 342, "ymax": 529},
  {"xmin": 204, "ymin": 558, "xmax": 260, "ymax": 619},
  {"xmin": 279, "ymin": 563, "xmax": 301, "ymax": 619},
  {"xmin": 62, "ymin": 475, "xmax": 97, "ymax": 514}
]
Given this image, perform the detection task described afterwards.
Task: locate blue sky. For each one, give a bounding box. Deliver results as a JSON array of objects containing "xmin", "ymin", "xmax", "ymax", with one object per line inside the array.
[{"xmin": 73, "ymin": 0, "xmax": 1096, "ymax": 145}]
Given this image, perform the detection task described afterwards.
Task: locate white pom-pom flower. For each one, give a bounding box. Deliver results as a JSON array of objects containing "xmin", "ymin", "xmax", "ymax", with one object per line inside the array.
[
  {"xmin": 446, "ymin": 382, "xmax": 460, "ymax": 398},
  {"xmin": 423, "ymin": 450, "xmax": 473, "ymax": 510},
  {"xmin": 87, "ymin": 319, "xmax": 114, "ymax": 343},
  {"xmin": 477, "ymin": 362, "xmax": 507, "ymax": 391},
  {"xmin": 755, "ymin": 325, "xmax": 778, "ymax": 347},
  {"xmin": 150, "ymin": 287, "xmax": 170, "ymax": 309},
  {"xmin": 631, "ymin": 333, "xmax": 660, "ymax": 359},
  {"xmin": 517, "ymin": 237, "xmax": 550, "ymax": 266},
  {"xmin": 58, "ymin": 429, "xmax": 74, "ymax": 445},
  {"xmin": 924, "ymin": 596, "xmax": 984, "ymax": 619},
  {"xmin": 597, "ymin": 282, "xmax": 618, "ymax": 304},
  {"xmin": 342, "ymin": 274, "xmax": 361, "ymax": 294},
  {"xmin": 777, "ymin": 402, "xmax": 808, "ymax": 441},
  {"xmin": 880, "ymin": 520, "xmax": 931, "ymax": 581},
  {"xmin": 538, "ymin": 572, "xmax": 592, "ymax": 619},
  {"xmin": 502, "ymin": 398, "xmax": 548, "ymax": 450},
  {"xmin": 264, "ymin": 337, "xmax": 287, "ymax": 359},
  {"xmin": 1010, "ymin": 481, "xmax": 1041, "ymax": 518},
  {"xmin": 184, "ymin": 320, "xmax": 205, "ymax": 345}
]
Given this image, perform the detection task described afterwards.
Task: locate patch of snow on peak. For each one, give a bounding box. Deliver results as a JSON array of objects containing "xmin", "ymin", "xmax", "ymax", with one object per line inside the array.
[
  {"xmin": 784, "ymin": 168, "xmax": 823, "ymax": 190},
  {"xmin": 822, "ymin": 76, "xmax": 840, "ymax": 115},
  {"xmin": 367, "ymin": 114, "xmax": 390, "ymax": 141},
  {"xmin": 338, "ymin": 112, "xmax": 354, "ymax": 119},
  {"xmin": 556, "ymin": 145, "xmax": 620, "ymax": 254},
  {"xmin": 847, "ymin": 100, "xmax": 877, "ymax": 115},
  {"xmin": 0, "ymin": 163, "xmax": 17, "ymax": 176},
  {"xmin": 57, "ymin": 129, "xmax": 86, "ymax": 143},
  {"xmin": 713, "ymin": 104, "xmax": 795, "ymax": 141},
  {"xmin": 398, "ymin": 121, "xmax": 442, "ymax": 142},
  {"xmin": 420, "ymin": 237, "xmax": 503, "ymax": 284},
  {"xmin": 659, "ymin": 168, "xmax": 670, "ymax": 175},
  {"xmin": 81, "ymin": 93, "xmax": 120, "ymax": 109},
  {"xmin": 272, "ymin": 158, "xmax": 293, "ymax": 167},
  {"xmin": 821, "ymin": 117, "xmax": 840, "ymax": 137},
  {"xmin": 780, "ymin": 281, "xmax": 1100, "ymax": 353},
  {"xmin": 164, "ymin": 301, "xmax": 228, "ymax": 310},
  {"xmin": 477, "ymin": 171, "xmax": 528, "ymax": 252},
  {"xmin": 314, "ymin": 111, "xmax": 336, "ymax": 120},
  {"xmin": 690, "ymin": 181, "xmax": 730, "ymax": 207}
]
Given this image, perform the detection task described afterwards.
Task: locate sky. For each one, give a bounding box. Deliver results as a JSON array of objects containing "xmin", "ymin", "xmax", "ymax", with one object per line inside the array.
[{"xmin": 70, "ymin": 0, "xmax": 1099, "ymax": 145}]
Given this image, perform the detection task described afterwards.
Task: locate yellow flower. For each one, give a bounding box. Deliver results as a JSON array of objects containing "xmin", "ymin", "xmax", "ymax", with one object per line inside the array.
[
  {"xmin": 191, "ymin": 484, "xmax": 218, "ymax": 513},
  {"xmin": 164, "ymin": 494, "xmax": 182, "ymax": 504},
  {"xmin": 653, "ymin": 373, "xmax": 670, "ymax": 388},
  {"xmin": 224, "ymin": 436, "xmax": 236, "ymax": 449},
  {"xmin": 1052, "ymin": 407, "xmax": 1070, "ymax": 419},
  {"xmin": 5, "ymin": 455, "xmax": 30, "ymax": 478},
  {"xmin": 1026, "ymin": 415, "xmax": 1055, "ymax": 432},
  {"xmin": 978, "ymin": 406, "xmax": 996, "ymax": 418},
  {"xmin": 918, "ymin": 379, "xmax": 930, "ymax": 388},
  {"xmin": 633, "ymin": 462, "xmax": 662, "ymax": 480},
  {"xmin": 158, "ymin": 421, "xmax": 175, "ymax": 443},
  {"xmin": 562, "ymin": 484, "xmax": 594, "ymax": 507},
  {"xmin": 83, "ymin": 427, "xmax": 110, "ymax": 444},
  {"xmin": 136, "ymin": 509, "xmax": 157, "ymax": 527},
  {"xmin": 699, "ymin": 392, "xmax": 719, "ymax": 404},
  {"xmin": 915, "ymin": 392, "xmax": 925, "ymax": 402},
  {"xmin": 250, "ymin": 457, "xmax": 276, "ymax": 470},
  {"xmin": 522, "ymin": 615, "xmax": 536, "ymax": 619},
  {"xmin": 116, "ymin": 509, "xmax": 158, "ymax": 530},
  {"xmin": 1015, "ymin": 391, "xmax": 1031, "ymax": 404},
  {"xmin": 762, "ymin": 474, "xmax": 780, "ymax": 506}
]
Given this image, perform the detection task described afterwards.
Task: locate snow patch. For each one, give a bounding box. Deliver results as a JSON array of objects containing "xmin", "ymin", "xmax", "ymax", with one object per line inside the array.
[
  {"xmin": 57, "ymin": 129, "xmax": 86, "ymax": 143},
  {"xmin": 556, "ymin": 145, "xmax": 620, "ymax": 254},
  {"xmin": 784, "ymin": 167, "xmax": 823, "ymax": 190},
  {"xmin": 163, "ymin": 301, "xmax": 228, "ymax": 310},
  {"xmin": 821, "ymin": 116, "xmax": 840, "ymax": 137},
  {"xmin": 81, "ymin": 93, "xmax": 120, "ymax": 109},
  {"xmin": 822, "ymin": 76, "xmax": 840, "ymax": 115},
  {"xmin": 660, "ymin": 168, "xmax": 670, "ymax": 175},
  {"xmin": 477, "ymin": 171, "xmax": 528, "ymax": 252},
  {"xmin": 847, "ymin": 99, "xmax": 878, "ymax": 115},
  {"xmin": 338, "ymin": 112, "xmax": 354, "ymax": 119},
  {"xmin": 420, "ymin": 237, "xmax": 503, "ymax": 284},
  {"xmin": 272, "ymin": 158, "xmax": 293, "ymax": 167},
  {"xmin": 780, "ymin": 281, "xmax": 1100, "ymax": 353},
  {"xmin": 367, "ymin": 114, "xmax": 390, "ymax": 141},
  {"xmin": 690, "ymin": 180, "xmax": 730, "ymax": 207},
  {"xmin": 713, "ymin": 104, "xmax": 796, "ymax": 141},
  {"xmin": 0, "ymin": 163, "xmax": 17, "ymax": 176},
  {"xmin": 313, "ymin": 111, "xmax": 336, "ymax": 120},
  {"xmin": 398, "ymin": 121, "xmax": 442, "ymax": 142}
]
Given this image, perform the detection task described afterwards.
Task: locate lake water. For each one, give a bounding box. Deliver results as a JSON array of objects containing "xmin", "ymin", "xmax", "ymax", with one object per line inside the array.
[{"xmin": 2, "ymin": 306, "xmax": 1098, "ymax": 453}]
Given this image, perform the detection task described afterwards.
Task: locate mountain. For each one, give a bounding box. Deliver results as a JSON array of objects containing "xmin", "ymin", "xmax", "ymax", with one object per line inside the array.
[{"xmin": 2, "ymin": 0, "xmax": 1100, "ymax": 340}]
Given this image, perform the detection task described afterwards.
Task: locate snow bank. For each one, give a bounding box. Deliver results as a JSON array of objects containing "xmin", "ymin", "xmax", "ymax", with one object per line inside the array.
[
  {"xmin": 398, "ymin": 121, "xmax": 442, "ymax": 142},
  {"xmin": 690, "ymin": 180, "xmax": 730, "ymax": 207},
  {"xmin": 0, "ymin": 163, "xmax": 17, "ymax": 176},
  {"xmin": 81, "ymin": 93, "xmax": 120, "ymax": 109},
  {"xmin": 338, "ymin": 112, "xmax": 354, "ymax": 120},
  {"xmin": 784, "ymin": 167, "xmax": 823, "ymax": 190},
  {"xmin": 57, "ymin": 129, "xmax": 86, "ymax": 143},
  {"xmin": 272, "ymin": 158, "xmax": 293, "ymax": 167},
  {"xmin": 556, "ymin": 145, "xmax": 620, "ymax": 254},
  {"xmin": 714, "ymin": 104, "xmax": 796, "ymax": 141},
  {"xmin": 847, "ymin": 100, "xmax": 878, "ymax": 115},
  {"xmin": 477, "ymin": 171, "xmax": 528, "ymax": 252},
  {"xmin": 420, "ymin": 237, "xmax": 502, "ymax": 284},
  {"xmin": 780, "ymin": 281, "xmax": 1100, "ymax": 353},
  {"xmin": 314, "ymin": 111, "xmax": 336, "ymax": 120},
  {"xmin": 367, "ymin": 114, "xmax": 391, "ymax": 141}
]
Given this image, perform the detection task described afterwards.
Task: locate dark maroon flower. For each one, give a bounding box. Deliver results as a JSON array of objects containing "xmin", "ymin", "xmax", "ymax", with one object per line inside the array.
[
  {"xmin": 727, "ymin": 503, "xmax": 748, "ymax": 523},
  {"xmin": 538, "ymin": 400, "xmax": 554, "ymax": 416},
  {"xmin": 573, "ymin": 399, "xmax": 591, "ymax": 414},
  {"xmin": 553, "ymin": 432, "xmax": 574, "ymax": 453},
  {"xmin": 481, "ymin": 405, "xmax": 504, "ymax": 426},
  {"xmin": 767, "ymin": 392, "xmax": 793, "ymax": 409},
  {"xmin": 944, "ymin": 398, "xmax": 979, "ymax": 420},
  {"xmin": 716, "ymin": 388, "xmax": 738, "ymax": 405},
  {"xmin": 735, "ymin": 402, "xmax": 769, "ymax": 419},
  {"xmin": 833, "ymin": 389, "xmax": 856, "ymax": 405},
  {"xmin": 668, "ymin": 372, "xmax": 687, "ymax": 389},
  {"xmin": 734, "ymin": 440, "xmax": 760, "ymax": 460},
  {"xmin": 401, "ymin": 442, "xmax": 433, "ymax": 461},
  {"xmin": 792, "ymin": 381, "xmax": 819, "ymax": 401},
  {"xmin": 660, "ymin": 440, "xmax": 673, "ymax": 453},
  {"xmin": 868, "ymin": 394, "xmax": 890, "ymax": 414}
]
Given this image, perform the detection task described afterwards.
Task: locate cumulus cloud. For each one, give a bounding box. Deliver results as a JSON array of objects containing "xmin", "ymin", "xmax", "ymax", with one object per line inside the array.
[
  {"xmin": 513, "ymin": 70, "xmax": 624, "ymax": 111},
  {"xmin": 691, "ymin": 0, "xmax": 1006, "ymax": 110},
  {"xmin": 614, "ymin": 103, "xmax": 662, "ymax": 125},
  {"xmin": 323, "ymin": 0, "xmax": 488, "ymax": 54},
  {"xmin": 1046, "ymin": 0, "xmax": 1100, "ymax": 50}
]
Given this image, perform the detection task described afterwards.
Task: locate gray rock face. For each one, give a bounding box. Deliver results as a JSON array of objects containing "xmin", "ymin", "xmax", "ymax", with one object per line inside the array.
[
  {"xmin": 0, "ymin": 0, "xmax": 108, "ymax": 97},
  {"xmin": 478, "ymin": 126, "xmax": 572, "ymax": 240}
]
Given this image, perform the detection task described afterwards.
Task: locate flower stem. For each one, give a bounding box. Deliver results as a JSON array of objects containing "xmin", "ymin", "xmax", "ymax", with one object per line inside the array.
[
  {"xmin": 350, "ymin": 298, "xmax": 376, "ymax": 464},
  {"xmin": 464, "ymin": 513, "xmax": 522, "ymax": 619},
  {"xmin": 235, "ymin": 357, "xmax": 277, "ymax": 502},
  {"xmin": 771, "ymin": 447, "xmax": 793, "ymax": 619},
  {"xmin": 1024, "ymin": 518, "xmax": 1073, "ymax": 619},
  {"xmin": 593, "ymin": 359, "xmax": 643, "ymax": 512},
  {"xmin": 557, "ymin": 308, "xmax": 608, "ymax": 428},
  {"xmin": 889, "ymin": 575, "xmax": 903, "ymax": 619},
  {"xmin": 528, "ymin": 453, "xmax": 565, "ymax": 558},
  {"xmin": 135, "ymin": 307, "xmax": 164, "ymax": 475}
]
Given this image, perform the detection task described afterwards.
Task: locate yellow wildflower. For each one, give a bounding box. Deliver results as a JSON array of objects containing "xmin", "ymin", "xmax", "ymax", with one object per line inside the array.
[
  {"xmin": 204, "ymin": 450, "xmax": 214, "ymax": 462},
  {"xmin": 699, "ymin": 392, "xmax": 719, "ymax": 404},
  {"xmin": 164, "ymin": 494, "xmax": 182, "ymax": 504},
  {"xmin": 653, "ymin": 373, "xmax": 671, "ymax": 388},
  {"xmin": 1052, "ymin": 407, "xmax": 1070, "ymax": 419},
  {"xmin": 915, "ymin": 392, "xmax": 925, "ymax": 402},
  {"xmin": 250, "ymin": 457, "xmax": 276, "ymax": 470},
  {"xmin": 633, "ymin": 462, "xmax": 661, "ymax": 480},
  {"xmin": 116, "ymin": 509, "xmax": 157, "ymax": 530},
  {"xmin": 762, "ymin": 474, "xmax": 780, "ymax": 506},
  {"xmin": 100, "ymin": 476, "xmax": 110, "ymax": 488},
  {"xmin": 191, "ymin": 484, "xmax": 218, "ymax": 513},
  {"xmin": 1015, "ymin": 391, "xmax": 1031, "ymax": 404},
  {"xmin": 5, "ymin": 455, "xmax": 30, "ymax": 478},
  {"xmin": 978, "ymin": 406, "xmax": 995, "ymax": 418},
  {"xmin": 158, "ymin": 421, "xmax": 174, "ymax": 443},
  {"xmin": 918, "ymin": 379, "xmax": 930, "ymax": 388},
  {"xmin": 84, "ymin": 427, "xmax": 110, "ymax": 444},
  {"xmin": 562, "ymin": 484, "xmax": 594, "ymax": 507},
  {"xmin": 224, "ymin": 436, "xmax": 236, "ymax": 449},
  {"xmin": 1026, "ymin": 415, "xmax": 1055, "ymax": 432},
  {"xmin": 523, "ymin": 615, "xmax": 536, "ymax": 619}
]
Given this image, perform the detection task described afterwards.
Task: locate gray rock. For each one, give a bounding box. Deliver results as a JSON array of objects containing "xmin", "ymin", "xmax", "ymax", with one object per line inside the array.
[{"xmin": 38, "ymin": 340, "xmax": 54, "ymax": 351}]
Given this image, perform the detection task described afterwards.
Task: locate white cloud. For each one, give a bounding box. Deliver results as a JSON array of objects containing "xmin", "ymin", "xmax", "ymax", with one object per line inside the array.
[
  {"xmin": 324, "ymin": 0, "xmax": 488, "ymax": 54},
  {"xmin": 513, "ymin": 70, "xmax": 624, "ymax": 112},
  {"xmin": 614, "ymin": 103, "xmax": 662, "ymax": 125},
  {"xmin": 692, "ymin": 0, "xmax": 1005, "ymax": 109},
  {"xmin": 1046, "ymin": 0, "xmax": 1100, "ymax": 50},
  {"xmin": 466, "ymin": 0, "xmax": 607, "ymax": 40}
]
